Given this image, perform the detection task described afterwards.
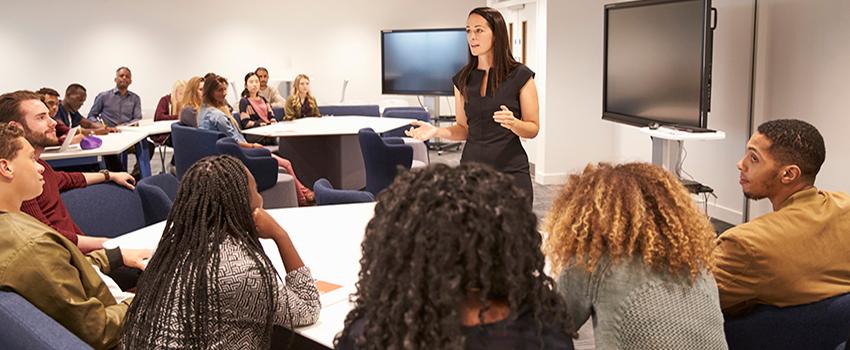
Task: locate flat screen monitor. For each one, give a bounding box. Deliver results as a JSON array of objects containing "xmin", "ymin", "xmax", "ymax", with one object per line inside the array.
[
  {"xmin": 603, "ymin": 0, "xmax": 714, "ymax": 129},
  {"xmin": 381, "ymin": 28, "xmax": 468, "ymax": 96}
]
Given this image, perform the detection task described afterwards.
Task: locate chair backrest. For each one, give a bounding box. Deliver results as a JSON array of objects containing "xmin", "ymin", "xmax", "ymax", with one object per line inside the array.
[
  {"xmin": 137, "ymin": 173, "xmax": 178, "ymax": 202},
  {"xmin": 313, "ymin": 178, "xmax": 375, "ymax": 205},
  {"xmin": 358, "ymin": 128, "xmax": 413, "ymax": 196},
  {"xmin": 724, "ymin": 292, "xmax": 850, "ymax": 350},
  {"xmin": 60, "ymin": 183, "xmax": 146, "ymax": 238},
  {"xmin": 215, "ymin": 138, "xmax": 278, "ymax": 192},
  {"xmin": 0, "ymin": 292, "xmax": 92, "ymax": 350},
  {"xmin": 319, "ymin": 104, "xmax": 380, "ymax": 117},
  {"xmin": 382, "ymin": 108, "xmax": 431, "ymax": 138},
  {"xmin": 136, "ymin": 182, "xmax": 173, "ymax": 225},
  {"xmin": 170, "ymin": 123, "xmax": 225, "ymax": 180},
  {"xmin": 272, "ymin": 107, "xmax": 284, "ymax": 121}
]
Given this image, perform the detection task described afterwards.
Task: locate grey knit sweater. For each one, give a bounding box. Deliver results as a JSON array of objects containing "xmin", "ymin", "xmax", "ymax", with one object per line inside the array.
[{"xmin": 557, "ymin": 256, "xmax": 728, "ymax": 350}]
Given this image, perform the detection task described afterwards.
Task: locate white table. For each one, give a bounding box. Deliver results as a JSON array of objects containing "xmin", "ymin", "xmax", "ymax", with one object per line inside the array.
[
  {"xmin": 41, "ymin": 130, "xmax": 154, "ymax": 177},
  {"xmin": 104, "ymin": 202, "xmax": 374, "ymax": 348},
  {"xmin": 243, "ymin": 116, "xmax": 412, "ymax": 190},
  {"xmin": 119, "ymin": 120, "xmax": 178, "ymax": 136}
]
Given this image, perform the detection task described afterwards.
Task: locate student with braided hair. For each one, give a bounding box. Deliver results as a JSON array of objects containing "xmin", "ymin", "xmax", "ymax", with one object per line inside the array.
[
  {"xmin": 545, "ymin": 163, "xmax": 727, "ymax": 349},
  {"xmin": 198, "ymin": 74, "xmax": 315, "ymax": 206},
  {"xmin": 335, "ymin": 163, "xmax": 574, "ymax": 350},
  {"xmin": 121, "ymin": 155, "xmax": 320, "ymax": 349}
]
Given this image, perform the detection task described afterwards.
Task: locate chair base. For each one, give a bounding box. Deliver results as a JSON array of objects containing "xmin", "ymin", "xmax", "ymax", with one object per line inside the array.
[{"xmin": 261, "ymin": 173, "xmax": 298, "ymax": 209}]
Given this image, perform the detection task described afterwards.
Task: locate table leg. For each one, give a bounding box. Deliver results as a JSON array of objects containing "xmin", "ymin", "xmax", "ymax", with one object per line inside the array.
[{"xmin": 135, "ymin": 141, "xmax": 151, "ymax": 178}]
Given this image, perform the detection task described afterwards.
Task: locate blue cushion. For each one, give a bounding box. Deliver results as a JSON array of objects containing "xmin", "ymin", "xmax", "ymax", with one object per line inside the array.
[
  {"xmin": 60, "ymin": 183, "xmax": 146, "ymax": 238},
  {"xmin": 137, "ymin": 173, "xmax": 178, "ymax": 202},
  {"xmin": 136, "ymin": 182, "xmax": 172, "ymax": 225},
  {"xmin": 0, "ymin": 291, "xmax": 92, "ymax": 349},
  {"xmin": 724, "ymin": 292, "xmax": 850, "ymax": 350},
  {"xmin": 216, "ymin": 138, "xmax": 278, "ymax": 192},
  {"xmin": 358, "ymin": 128, "xmax": 413, "ymax": 196},
  {"xmin": 170, "ymin": 123, "xmax": 225, "ymax": 180},
  {"xmin": 313, "ymin": 178, "xmax": 375, "ymax": 205}
]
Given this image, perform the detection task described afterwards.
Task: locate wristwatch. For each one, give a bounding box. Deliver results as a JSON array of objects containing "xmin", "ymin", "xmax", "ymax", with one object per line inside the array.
[{"xmin": 99, "ymin": 169, "xmax": 110, "ymax": 181}]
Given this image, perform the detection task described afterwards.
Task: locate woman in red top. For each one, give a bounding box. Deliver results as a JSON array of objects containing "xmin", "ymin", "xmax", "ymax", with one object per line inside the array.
[{"xmin": 152, "ymin": 80, "xmax": 186, "ymax": 145}]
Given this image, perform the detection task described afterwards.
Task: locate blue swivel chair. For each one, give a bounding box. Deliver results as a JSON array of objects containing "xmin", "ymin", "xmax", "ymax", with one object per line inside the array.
[
  {"xmin": 60, "ymin": 183, "xmax": 146, "ymax": 238},
  {"xmin": 0, "ymin": 291, "xmax": 92, "ymax": 350},
  {"xmin": 724, "ymin": 292, "xmax": 850, "ymax": 350},
  {"xmin": 318, "ymin": 104, "xmax": 380, "ymax": 117},
  {"xmin": 170, "ymin": 123, "xmax": 226, "ymax": 180},
  {"xmin": 313, "ymin": 178, "xmax": 375, "ymax": 205},
  {"xmin": 216, "ymin": 138, "xmax": 298, "ymax": 208},
  {"xmin": 358, "ymin": 128, "xmax": 413, "ymax": 196},
  {"xmin": 136, "ymin": 174, "xmax": 179, "ymax": 225}
]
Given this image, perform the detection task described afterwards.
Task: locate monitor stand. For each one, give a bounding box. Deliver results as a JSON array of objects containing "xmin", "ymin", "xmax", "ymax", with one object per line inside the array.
[{"xmin": 642, "ymin": 127, "xmax": 726, "ymax": 194}]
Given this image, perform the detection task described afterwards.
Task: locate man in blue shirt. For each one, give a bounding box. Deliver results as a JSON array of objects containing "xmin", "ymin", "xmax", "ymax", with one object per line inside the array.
[
  {"xmin": 87, "ymin": 67, "xmax": 141, "ymax": 127},
  {"xmin": 88, "ymin": 67, "xmax": 152, "ymax": 177}
]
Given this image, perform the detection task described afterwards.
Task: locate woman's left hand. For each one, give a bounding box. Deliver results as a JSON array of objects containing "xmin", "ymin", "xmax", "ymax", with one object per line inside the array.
[{"xmin": 493, "ymin": 105, "xmax": 519, "ymax": 130}]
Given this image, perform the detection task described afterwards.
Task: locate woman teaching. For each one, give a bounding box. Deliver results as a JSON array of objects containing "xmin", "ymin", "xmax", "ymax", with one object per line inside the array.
[{"xmin": 406, "ymin": 7, "xmax": 539, "ymax": 203}]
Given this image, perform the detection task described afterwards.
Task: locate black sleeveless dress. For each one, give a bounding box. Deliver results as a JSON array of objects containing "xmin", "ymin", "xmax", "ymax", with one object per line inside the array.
[{"xmin": 453, "ymin": 64, "xmax": 535, "ymax": 203}]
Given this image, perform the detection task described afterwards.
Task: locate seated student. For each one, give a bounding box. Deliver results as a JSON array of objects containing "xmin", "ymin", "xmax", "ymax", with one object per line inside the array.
[
  {"xmin": 714, "ymin": 119, "xmax": 850, "ymax": 317},
  {"xmin": 239, "ymin": 72, "xmax": 277, "ymax": 145},
  {"xmin": 0, "ymin": 91, "xmax": 136, "ymax": 253},
  {"xmin": 56, "ymin": 83, "xmax": 112, "ymax": 132},
  {"xmin": 544, "ymin": 163, "xmax": 727, "ymax": 349},
  {"xmin": 36, "ymin": 87, "xmax": 80, "ymax": 143},
  {"xmin": 0, "ymin": 122, "xmax": 151, "ymax": 350},
  {"xmin": 152, "ymin": 79, "xmax": 185, "ymax": 145},
  {"xmin": 121, "ymin": 155, "xmax": 320, "ymax": 349},
  {"xmin": 177, "ymin": 76, "xmax": 203, "ymax": 127},
  {"xmin": 335, "ymin": 163, "xmax": 574, "ymax": 350},
  {"xmin": 198, "ymin": 74, "xmax": 315, "ymax": 206},
  {"xmin": 283, "ymin": 74, "xmax": 320, "ymax": 121},
  {"xmin": 255, "ymin": 67, "xmax": 286, "ymax": 108}
]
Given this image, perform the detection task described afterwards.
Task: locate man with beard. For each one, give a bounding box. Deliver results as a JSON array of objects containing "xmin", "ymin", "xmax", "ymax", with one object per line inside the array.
[
  {"xmin": 713, "ymin": 119, "xmax": 850, "ymax": 317},
  {"xmin": 255, "ymin": 67, "xmax": 286, "ymax": 108},
  {"xmin": 0, "ymin": 90, "xmax": 136, "ymax": 254}
]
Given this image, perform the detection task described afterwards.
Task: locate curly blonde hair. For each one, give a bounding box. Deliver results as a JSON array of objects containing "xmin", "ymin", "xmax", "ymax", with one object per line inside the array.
[{"xmin": 544, "ymin": 162, "xmax": 715, "ymax": 280}]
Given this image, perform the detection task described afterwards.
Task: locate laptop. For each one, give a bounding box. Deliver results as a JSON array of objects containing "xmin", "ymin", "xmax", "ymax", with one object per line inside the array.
[{"xmin": 44, "ymin": 127, "xmax": 81, "ymax": 153}]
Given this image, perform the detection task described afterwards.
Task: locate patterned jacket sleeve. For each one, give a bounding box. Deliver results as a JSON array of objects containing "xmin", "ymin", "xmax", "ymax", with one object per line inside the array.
[{"xmin": 274, "ymin": 266, "xmax": 321, "ymax": 327}]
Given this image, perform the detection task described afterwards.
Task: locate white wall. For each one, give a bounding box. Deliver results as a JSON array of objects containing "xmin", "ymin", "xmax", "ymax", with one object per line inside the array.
[
  {"xmin": 748, "ymin": 0, "xmax": 850, "ymax": 218},
  {"xmin": 0, "ymin": 0, "xmax": 483, "ymax": 116}
]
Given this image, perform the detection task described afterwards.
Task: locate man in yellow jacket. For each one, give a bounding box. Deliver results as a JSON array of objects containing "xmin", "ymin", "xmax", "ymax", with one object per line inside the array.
[
  {"xmin": 714, "ymin": 119, "xmax": 850, "ymax": 317},
  {"xmin": 0, "ymin": 101, "xmax": 150, "ymax": 349}
]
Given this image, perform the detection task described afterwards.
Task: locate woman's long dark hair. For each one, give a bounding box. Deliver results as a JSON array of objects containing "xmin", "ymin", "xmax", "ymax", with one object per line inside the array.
[
  {"xmin": 334, "ymin": 163, "xmax": 571, "ymax": 349},
  {"xmin": 456, "ymin": 7, "xmax": 520, "ymax": 98},
  {"xmin": 241, "ymin": 72, "xmax": 258, "ymax": 98},
  {"xmin": 121, "ymin": 155, "xmax": 280, "ymax": 349}
]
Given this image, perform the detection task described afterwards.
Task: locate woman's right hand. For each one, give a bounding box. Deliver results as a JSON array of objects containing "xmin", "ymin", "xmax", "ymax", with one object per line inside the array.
[
  {"xmin": 405, "ymin": 120, "xmax": 439, "ymax": 141},
  {"xmin": 252, "ymin": 207, "xmax": 287, "ymax": 240}
]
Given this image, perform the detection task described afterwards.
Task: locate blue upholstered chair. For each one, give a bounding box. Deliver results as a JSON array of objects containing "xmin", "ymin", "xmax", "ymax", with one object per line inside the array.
[
  {"xmin": 0, "ymin": 291, "xmax": 91, "ymax": 350},
  {"xmin": 724, "ymin": 292, "xmax": 850, "ymax": 350},
  {"xmin": 313, "ymin": 178, "xmax": 375, "ymax": 205},
  {"xmin": 216, "ymin": 138, "xmax": 298, "ymax": 208},
  {"xmin": 170, "ymin": 123, "xmax": 226, "ymax": 179},
  {"xmin": 136, "ymin": 174, "xmax": 179, "ymax": 224},
  {"xmin": 358, "ymin": 128, "xmax": 413, "ymax": 196},
  {"xmin": 318, "ymin": 104, "xmax": 380, "ymax": 117},
  {"xmin": 60, "ymin": 183, "xmax": 146, "ymax": 238},
  {"xmin": 272, "ymin": 107, "xmax": 285, "ymax": 121}
]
